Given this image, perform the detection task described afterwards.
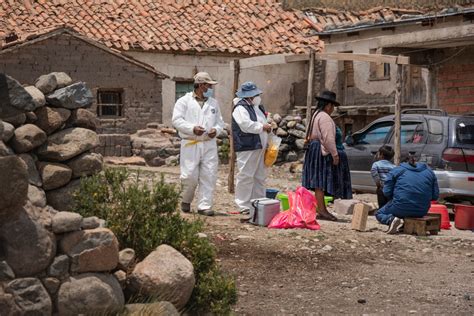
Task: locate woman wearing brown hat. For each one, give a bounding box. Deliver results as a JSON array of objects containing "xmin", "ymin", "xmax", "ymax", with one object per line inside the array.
[{"xmin": 302, "ymin": 90, "xmax": 352, "ymax": 221}]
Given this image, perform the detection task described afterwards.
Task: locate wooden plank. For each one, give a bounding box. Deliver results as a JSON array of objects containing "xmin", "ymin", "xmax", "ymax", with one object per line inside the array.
[
  {"xmin": 314, "ymin": 53, "xmax": 410, "ymax": 65},
  {"xmin": 228, "ymin": 59, "xmax": 240, "ymax": 193},
  {"xmin": 234, "ymin": 54, "xmax": 288, "ymax": 70},
  {"xmin": 305, "ymin": 49, "xmax": 315, "ymax": 124},
  {"xmin": 394, "ymin": 64, "xmax": 403, "ymax": 165}
]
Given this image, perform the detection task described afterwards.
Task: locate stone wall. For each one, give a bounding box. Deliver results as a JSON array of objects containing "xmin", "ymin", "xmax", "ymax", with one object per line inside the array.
[{"xmin": 0, "ymin": 33, "xmax": 163, "ymax": 133}]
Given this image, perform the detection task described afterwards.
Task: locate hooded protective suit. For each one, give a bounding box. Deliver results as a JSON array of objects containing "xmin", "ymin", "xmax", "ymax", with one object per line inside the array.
[
  {"xmin": 172, "ymin": 92, "xmax": 224, "ymax": 211},
  {"xmin": 232, "ymin": 98, "xmax": 268, "ymax": 212},
  {"xmin": 375, "ymin": 162, "xmax": 439, "ymax": 225}
]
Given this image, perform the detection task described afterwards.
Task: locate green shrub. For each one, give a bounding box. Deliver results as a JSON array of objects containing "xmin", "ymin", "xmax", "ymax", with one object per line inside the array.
[{"xmin": 74, "ymin": 167, "xmax": 236, "ymax": 314}]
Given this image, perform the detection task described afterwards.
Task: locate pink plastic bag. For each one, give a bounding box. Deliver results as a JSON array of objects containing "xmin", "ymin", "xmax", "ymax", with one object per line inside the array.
[{"xmin": 268, "ymin": 187, "xmax": 320, "ymax": 230}]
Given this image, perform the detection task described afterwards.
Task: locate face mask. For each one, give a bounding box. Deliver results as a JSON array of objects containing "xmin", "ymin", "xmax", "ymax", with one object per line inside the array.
[
  {"xmin": 203, "ymin": 88, "xmax": 213, "ymax": 98},
  {"xmin": 253, "ymin": 96, "xmax": 262, "ymax": 106}
]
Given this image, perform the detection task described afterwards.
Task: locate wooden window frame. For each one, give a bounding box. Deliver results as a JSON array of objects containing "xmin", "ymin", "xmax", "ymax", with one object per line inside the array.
[
  {"xmin": 369, "ymin": 48, "xmax": 391, "ymax": 81},
  {"xmin": 97, "ymin": 89, "xmax": 124, "ymax": 118}
]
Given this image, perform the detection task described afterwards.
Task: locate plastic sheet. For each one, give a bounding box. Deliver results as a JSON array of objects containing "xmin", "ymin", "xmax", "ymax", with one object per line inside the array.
[
  {"xmin": 268, "ymin": 187, "xmax": 320, "ymax": 230},
  {"xmin": 264, "ymin": 133, "xmax": 281, "ymax": 167}
]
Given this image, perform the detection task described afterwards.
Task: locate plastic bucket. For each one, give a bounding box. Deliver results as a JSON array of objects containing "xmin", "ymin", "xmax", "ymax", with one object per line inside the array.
[
  {"xmin": 429, "ymin": 204, "xmax": 451, "ymax": 229},
  {"xmin": 266, "ymin": 188, "xmax": 279, "ymax": 199},
  {"xmin": 276, "ymin": 193, "xmax": 289, "ymax": 211},
  {"xmin": 324, "ymin": 196, "xmax": 334, "ymax": 206},
  {"xmin": 454, "ymin": 204, "xmax": 474, "ymax": 230}
]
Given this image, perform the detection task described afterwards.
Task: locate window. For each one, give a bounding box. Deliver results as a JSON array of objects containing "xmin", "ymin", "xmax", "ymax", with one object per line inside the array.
[
  {"xmin": 456, "ymin": 119, "xmax": 474, "ymax": 145},
  {"xmin": 427, "ymin": 119, "xmax": 444, "ymax": 144},
  {"xmin": 389, "ymin": 122, "xmax": 426, "ymax": 144},
  {"xmin": 175, "ymin": 81, "xmax": 194, "ymax": 101},
  {"xmin": 97, "ymin": 90, "xmax": 123, "ymax": 117},
  {"xmin": 355, "ymin": 122, "xmax": 393, "ymax": 145},
  {"xmin": 369, "ymin": 48, "xmax": 390, "ymax": 80},
  {"xmin": 344, "ymin": 60, "xmax": 354, "ymax": 87}
]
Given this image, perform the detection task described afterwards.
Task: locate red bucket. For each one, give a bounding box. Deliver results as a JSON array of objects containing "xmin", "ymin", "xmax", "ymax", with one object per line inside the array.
[
  {"xmin": 429, "ymin": 204, "xmax": 451, "ymax": 230},
  {"xmin": 454, "ymin": 204, "xmax": 474, "ymax": 230}
]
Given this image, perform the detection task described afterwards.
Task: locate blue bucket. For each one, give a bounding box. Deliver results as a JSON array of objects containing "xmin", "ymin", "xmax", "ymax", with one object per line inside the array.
[{"xmin": 266, "ymin": 188, "xmax": 279, "ymax": 199}]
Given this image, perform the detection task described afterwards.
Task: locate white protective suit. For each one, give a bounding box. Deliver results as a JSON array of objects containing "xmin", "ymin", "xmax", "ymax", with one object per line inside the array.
[
  {"xmin": 232, "ymin": 98, "xmax": 269, "ymax": 212},
  {"xmin": 172, "ymin": 92, "xmax": 224, "ymax": 211}
]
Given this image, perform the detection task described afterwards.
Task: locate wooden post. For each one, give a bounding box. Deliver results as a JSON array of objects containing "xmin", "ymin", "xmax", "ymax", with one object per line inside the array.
[
  {"xmin": 394, "ymin": 64, "xmax": 403, "ymax": 165},
  {"xmin": 228, "ymin": 59, "xmax": 240, "ymax": 193},
  {"xmin": 305, "ymin": 49, "xmax": 315, "ymax": 127}
]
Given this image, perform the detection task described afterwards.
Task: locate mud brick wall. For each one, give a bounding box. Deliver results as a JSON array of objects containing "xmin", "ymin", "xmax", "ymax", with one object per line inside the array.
[
  {"xmin": 94, "ymin": 134, "xmax": 132, "ymax": 157},
  {"xmin": 0, "ymin": 33, "xmax": 163, "ymax": 133},
  {"xmin": 437, "ymin": 63, "xmax": 474, "ymax": 114}
]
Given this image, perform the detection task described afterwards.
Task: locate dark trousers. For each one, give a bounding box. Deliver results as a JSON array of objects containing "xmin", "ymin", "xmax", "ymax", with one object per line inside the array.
[{"xmin": 376, "ymin": 186, "xmax": 389, "ymax": 209}]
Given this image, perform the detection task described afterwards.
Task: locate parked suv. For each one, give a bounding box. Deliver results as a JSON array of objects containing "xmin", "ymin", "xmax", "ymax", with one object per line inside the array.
[{"xmin": 344, "ymin": 109, "xmax": 474, "ymax": 203}]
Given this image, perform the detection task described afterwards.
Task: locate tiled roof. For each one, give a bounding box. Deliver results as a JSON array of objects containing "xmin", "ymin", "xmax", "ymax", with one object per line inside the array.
[
  {"xmin": 0, "ymin": 27, "xmax": 168, "ymax": 78},
  {"xmin": 304, "ymin": 5, "xmax": 474, "ymax": 34},
  {"xmin": 0, "ymin": 0, "xmax": 322, "ymax": 56}
]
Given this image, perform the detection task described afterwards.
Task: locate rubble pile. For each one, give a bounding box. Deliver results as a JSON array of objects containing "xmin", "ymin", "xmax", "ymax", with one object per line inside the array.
[
  {"xmin": 0, "ymin": 73, "xmax": 190, "ymax": 315},
  {"xmin": 268, "ymin": 113, "xmax": 307, "ymax": 164}
]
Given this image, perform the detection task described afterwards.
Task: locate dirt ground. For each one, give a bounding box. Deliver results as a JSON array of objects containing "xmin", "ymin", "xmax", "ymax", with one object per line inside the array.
[{"xmin": 122, "ymin": 163, "xmax": 474, "ymax": 315}]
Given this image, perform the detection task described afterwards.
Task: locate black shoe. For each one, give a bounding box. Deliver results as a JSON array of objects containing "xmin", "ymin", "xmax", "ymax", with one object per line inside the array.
[
  {"xmin": 198, "ymin": 209, "xmax": 215, "ymax": 216},
  {"xmin": 181, "ymin": 202, "xmax": 191, "ymax": 213},
  {"xmin": 387, "ymin": 217, "xmax": 403, "ymax": 234}
]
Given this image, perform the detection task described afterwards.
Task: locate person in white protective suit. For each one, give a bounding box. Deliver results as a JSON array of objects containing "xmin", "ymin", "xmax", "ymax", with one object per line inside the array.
[
  {"xmin": 172, "ymin": 72, "xmax": 224, "ymax": 216},
  {"xmin": 232, "ymin": 82, "xmax": 272, "ymax": 213}
]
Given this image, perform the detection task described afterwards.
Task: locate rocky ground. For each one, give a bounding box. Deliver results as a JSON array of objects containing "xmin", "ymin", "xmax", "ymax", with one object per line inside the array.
[{"xmin": 123, "ymin": 163, "xmax": 474, "ymax": 315}]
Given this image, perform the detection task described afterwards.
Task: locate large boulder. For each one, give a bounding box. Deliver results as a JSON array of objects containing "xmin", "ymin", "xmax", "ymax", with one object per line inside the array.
[
  {"xmin": 38, "ymin": 162, "xmax": 72, "ymax": 190},
  {"xmin": 46, "ymin": 82, "xmax": 93, "ymax": 109},
  {"xmin": 5, "ymin": 278, "xmax": 52, "ymax": 315},
  {"xmin": 128, "ymin": 245, "xmax": 195, "ymax": 311},
  {"xmin": 18, "ymin": 153, "xmax": 42, "ymax": 186},
  {"xmin": 27, "ymin": 184, "xmax": 47, "ymax": 208},
  {"xmin": 0, "ymin": 140, "xmax": 14, "ymax": 156},
  {"xmin": 0, "ymin": 74, "xmax": 35, "ymax": 118},
  {"xmin": 52, "ymin": 72, "xmax": 73, "ymax": 88},
  {"xmin": 2, "ymin": 113, "xmax": 26, "ymax": 127},
  {"xmin": 60, "ymin": 228, "xmax": 119, "ymax": 273},
  {"xmin": 57, "ymin": 273, "xmax": 124, "ymax": 315},
  {"xmin": 0, "ymin": 156, "xmax": 28, "ymax": 212},
  {"xmin": 67, "ymin": 152, "xmax": 103, "ymax": 178},
  {"xmin": 37, "ymin": 127, "xmax": 99, "ymax": 162},
  {"xmin": 10, "ymin": 124, "xmax": 47, "ymax": 153},
  {"xmin": 34, "ymin": 106, "xmax": 71, "ymax": 135},
  {"xmin": 24, "ymin": 85, "xmax": 46, "ymax": 109},
  {"xmin": 35, "ymin": 73, "xmax": 58, "ymax": 94},
  {"xmin": 1, "ymin": 121, "xmax": 14, "ymax": 142},
  {"xmin": 0, "ymin": 203, "xmax": 56, "ymax": 277},
  {"xmin": 68, "ymin": 108, "xmax": 99, "ymax": 130},
  {"xmin": 46, "ymin": 180, "xmax": 81, "ymax": 212},
  {"xmin": 45, "ymin": 179, "xmax": 80, "ymax": 212},
  {"xmin": 52, "ymin": 211, "xmax": 83, "ymax": 234}
]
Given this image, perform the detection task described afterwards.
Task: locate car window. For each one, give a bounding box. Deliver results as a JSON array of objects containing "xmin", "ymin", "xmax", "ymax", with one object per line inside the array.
[
  {"xmin": 427, "ymin": 119, "xmax": 443, "ymax": 144},
  {"xmin": 389, "ymin": 122, "xmax": 425, "ymax": 144},
  {"xmin": 456, "ymin": 119, "xmax": 474, "ymax": 145},
  {"xmin": 354, "ymin": 122, "xmax": 393, "ymax": 145}
]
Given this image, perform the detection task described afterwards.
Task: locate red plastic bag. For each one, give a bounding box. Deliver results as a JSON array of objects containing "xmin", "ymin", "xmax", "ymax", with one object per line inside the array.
[{"xmin": 268, "ymin": 187, "xmax": 320, "ymax": 230}]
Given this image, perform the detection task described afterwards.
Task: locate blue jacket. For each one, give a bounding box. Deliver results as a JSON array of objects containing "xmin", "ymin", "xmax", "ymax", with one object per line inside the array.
[{"xmin": 383, "ymin": 163, "xmax": 439, "ymax": 214}]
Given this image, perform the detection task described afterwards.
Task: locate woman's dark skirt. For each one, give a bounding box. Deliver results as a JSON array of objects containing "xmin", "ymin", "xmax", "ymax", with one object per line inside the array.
[{"xmin": 302, "ymin": 140, "xmax": 353, "ymax": 199}]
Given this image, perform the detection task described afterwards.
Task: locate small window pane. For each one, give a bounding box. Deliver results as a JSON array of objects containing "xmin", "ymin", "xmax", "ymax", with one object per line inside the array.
[
  {"xmin": 97, "ymin": 90, "xmax": 123, "ymax": 117},
  {"xmin": 175, "ymin": 82, "xmax": 194, "ymax": 101},
  {"xmin": 389, "ymin": 122, "xmax": 425, "ymax": 144},
  {"xmin": 427, "ymin": 119, "xmax": 443, "ymax": 144},
  {"xmin": 456, "ymin": 119, "xmax": 474, "ymax": 145},
  {"xmin": 356, "ymin": 122, "xmax": 393, "ymax": 145}
]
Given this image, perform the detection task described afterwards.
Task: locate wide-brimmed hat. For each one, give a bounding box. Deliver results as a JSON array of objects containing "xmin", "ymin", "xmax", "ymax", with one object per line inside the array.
[
  {"xmin": 194, "ymin": 72, "xmax": 218, "ymax": 84},
  {"xmin": 236, "ymin": 81, "xmax": 262, "ymax": 98},
  {"xmin": 315, "ymin": 90, "xmax": 340, "ymax": 106}
]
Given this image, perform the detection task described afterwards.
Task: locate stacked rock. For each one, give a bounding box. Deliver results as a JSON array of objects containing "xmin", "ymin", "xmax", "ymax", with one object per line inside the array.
[
  {"xmin": 268, "ymin": 113, "xmax": 307, "ymax": 164},
  {"xmin": 0, "ymin": 73, "xmax": 194, "ymax": 315}
]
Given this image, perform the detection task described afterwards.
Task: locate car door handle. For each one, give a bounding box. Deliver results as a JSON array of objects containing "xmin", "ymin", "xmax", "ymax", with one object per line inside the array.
[
  {"xmin": 409, "ymin": 151, "xmax": 416, "ymax": 155},
  {"xmin": 371, "ymin": 151, "xmax": 377, "ymax": 155}
]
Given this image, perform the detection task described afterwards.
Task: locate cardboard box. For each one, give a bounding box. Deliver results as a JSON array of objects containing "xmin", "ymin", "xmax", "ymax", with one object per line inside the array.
[{"xmin": 351, "ymin": 203, "xmax": 370, "ymax": 231}]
